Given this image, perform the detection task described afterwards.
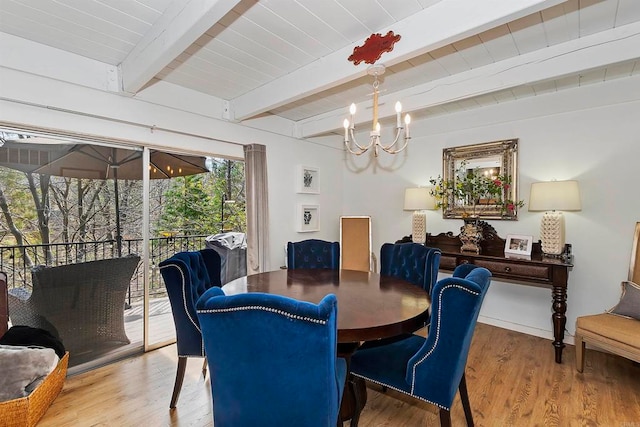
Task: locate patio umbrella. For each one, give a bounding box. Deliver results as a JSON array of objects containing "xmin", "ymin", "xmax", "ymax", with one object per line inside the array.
[{"xmin": 0, "ymin": 139, "xmax": 209, "ymax": 255}]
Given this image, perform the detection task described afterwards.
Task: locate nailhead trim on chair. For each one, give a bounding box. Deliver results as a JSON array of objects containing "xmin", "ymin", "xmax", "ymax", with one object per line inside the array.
[
  {"xmin": 409, "ymin": 284, "xmax": 480, "ymax": 397},
  {"xmin": 198, "ymin": 305, "xmax": 328, "ymax": 324},
  {"xmin": 160, "ymin": 263, "xmax": 202, "ymax": 332},
  {"xmin": 160, "ymin": 262, "xmax": 206, "ymax": 357},
  {"xmin": 351, "ymin": 373, "xmax": 447, "ymax": 410}
]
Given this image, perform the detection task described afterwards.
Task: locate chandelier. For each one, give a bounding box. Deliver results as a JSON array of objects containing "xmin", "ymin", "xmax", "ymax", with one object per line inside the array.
[
  {"xmin": 342, "ymin": 31, "xmax": 411, "ymax": 157},
  {"xmin": 342, "ymin": 64, "xmax": 411, "ymax": 157}
]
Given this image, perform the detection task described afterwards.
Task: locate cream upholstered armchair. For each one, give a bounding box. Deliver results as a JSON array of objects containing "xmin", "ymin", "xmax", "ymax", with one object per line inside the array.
[{"xmin": 575, "ymin": 222, "xmax": 640, "ymax": 372}]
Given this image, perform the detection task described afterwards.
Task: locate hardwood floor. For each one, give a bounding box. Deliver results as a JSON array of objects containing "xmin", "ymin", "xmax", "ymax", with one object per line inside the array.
[{"xmin": 39, "ymin": 323, "xmax": 640, "ymax": 426}]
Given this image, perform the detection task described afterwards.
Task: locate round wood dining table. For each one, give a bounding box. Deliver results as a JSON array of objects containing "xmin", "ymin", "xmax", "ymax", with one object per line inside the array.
[
  {"xmin": 222, "ymin": 268, "xmax": 431, "ymax": 343},
  {"xmin": 222, "ymin": 268, "xmax": 431, "ymax": 426}
]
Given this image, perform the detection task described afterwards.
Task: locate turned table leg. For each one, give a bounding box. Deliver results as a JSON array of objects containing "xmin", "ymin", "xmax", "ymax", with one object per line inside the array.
[{"xmin": 552, "ymin": 285, "xmax": 567, "ymax": 363}]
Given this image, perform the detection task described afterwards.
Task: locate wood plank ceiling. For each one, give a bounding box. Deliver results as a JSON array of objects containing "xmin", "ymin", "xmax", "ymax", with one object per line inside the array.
[{"xmin": 0, "ymin": 0, "xmax": 638, "ymax": 140}]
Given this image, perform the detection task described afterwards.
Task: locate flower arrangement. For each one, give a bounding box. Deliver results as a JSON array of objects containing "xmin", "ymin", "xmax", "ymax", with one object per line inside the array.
[{"xmin": 429, "ymin": 160, "xmax": 524, "ymax": 218}]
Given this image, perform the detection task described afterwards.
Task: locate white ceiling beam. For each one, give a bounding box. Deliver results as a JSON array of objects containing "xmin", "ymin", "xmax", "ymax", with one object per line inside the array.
[
  {"xmin": 298, "ymin": 21, "xmax": 640, "ymax": 138},
  {"xmin": 231, "ymin": 0, "xmax": 566, "ymax": 120},
  {"xmin": 120, "ymin": 0, "xmax": 241, "ymax": 95},
  {"xmin": 0, "ymin": 32, "xmax": 118, "ymax": 92}
]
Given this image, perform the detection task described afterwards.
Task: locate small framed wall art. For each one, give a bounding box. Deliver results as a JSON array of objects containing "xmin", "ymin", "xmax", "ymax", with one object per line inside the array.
[
  {"xmin": 298, "ymin": 204, "xmax": 319, "ymax": 232},
  {"xmin": 504, "ymin": 234, "xmax": 533, "ymax": 259},
  {"xmin": 297, "ymin": 165, "xmax": 319, "ymax": 194}
]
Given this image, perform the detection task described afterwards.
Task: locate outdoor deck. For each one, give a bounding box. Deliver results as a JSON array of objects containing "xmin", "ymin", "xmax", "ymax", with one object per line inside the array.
[
  {"xmin": 124, "ymin": 297, "xmax": 176, "ymax": 343},
  {"xmin": 65, "ymin": 297, "xmax": 176, "ymax": 374}
]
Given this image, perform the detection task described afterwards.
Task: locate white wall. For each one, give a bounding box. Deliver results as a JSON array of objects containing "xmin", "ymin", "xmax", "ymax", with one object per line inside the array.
[
  {"xmin": 258, "ymin": 135, "xmax": 344, "ymax": 269},
  {"xmin": 341, "ymin": 74, "xmax": 640, "ymax": 342}
]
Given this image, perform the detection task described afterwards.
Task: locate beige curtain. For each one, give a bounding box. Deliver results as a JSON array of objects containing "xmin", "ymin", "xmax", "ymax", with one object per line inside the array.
[{"xmin": 244, "ymin": 144, "xmax": 270, "ymax": 274}]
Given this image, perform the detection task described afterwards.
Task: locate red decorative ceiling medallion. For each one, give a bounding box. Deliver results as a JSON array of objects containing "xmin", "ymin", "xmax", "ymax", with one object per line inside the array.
[{"xmin": 348, "ymin": 31, "xmax": 401, "ymax": 66}]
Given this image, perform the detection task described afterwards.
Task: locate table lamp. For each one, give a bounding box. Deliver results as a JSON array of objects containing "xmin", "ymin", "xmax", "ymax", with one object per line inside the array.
[
  {"xmin": 528, "ymin": 180, "xmax": 581, "ymax": 255},
  {"xmin": 404, "ymin": 187, "xmax": 435, "ymax": 244}
]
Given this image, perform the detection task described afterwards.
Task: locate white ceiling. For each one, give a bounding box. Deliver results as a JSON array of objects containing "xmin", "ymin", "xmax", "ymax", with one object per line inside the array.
[{"xmin": 1, "ymin": 0, "xmax": 639, "ymax": 139}]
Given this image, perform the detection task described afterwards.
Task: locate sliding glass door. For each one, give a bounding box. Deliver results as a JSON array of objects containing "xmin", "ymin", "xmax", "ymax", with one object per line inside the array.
[{"xmin": 0, "ymin": 127, "xmax": 246, "ymax": 372}]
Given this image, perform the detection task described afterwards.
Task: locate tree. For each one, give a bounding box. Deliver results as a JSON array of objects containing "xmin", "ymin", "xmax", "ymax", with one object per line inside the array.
[
  {"xmin": 158, "ymin": 174, "xmax": 217, "ymax": 235},
  {"xmin": 208, "ymin": 158, "xmax": 246, "ymax": 233},
  {"xmin": 1, "ymin": 154, "xmax": 246, "ymax": 249},
  {"xmin": 25, "ymin": 173, "xmax": 54, "ymax": 264},
  {"xmin": 154, "ymin": 158, "xmax": 245, "ymax": 236},
  {"xmin": 49, "ymin": 177, "xmax": 109, "ymax": 261},
  {"xmin": 0, "ymin": 169, "xmax": 36, "ymax": 246}
]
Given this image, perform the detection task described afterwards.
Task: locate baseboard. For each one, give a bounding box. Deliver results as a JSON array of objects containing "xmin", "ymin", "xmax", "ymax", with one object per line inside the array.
[{"xmin": 478, "ymin": 315, "xmax": 575, "ymax": 346}]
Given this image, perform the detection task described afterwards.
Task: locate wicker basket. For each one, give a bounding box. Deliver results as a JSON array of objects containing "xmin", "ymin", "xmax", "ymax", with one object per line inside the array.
[{"xmin": 0, "ymin": 352, "xmax": 68, "ymax": 427}]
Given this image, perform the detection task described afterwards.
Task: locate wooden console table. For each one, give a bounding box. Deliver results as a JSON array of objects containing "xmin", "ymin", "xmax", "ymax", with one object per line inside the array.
[{"xmin": 400, "ymin": 223, "xmax": 574, "ymax": 363}]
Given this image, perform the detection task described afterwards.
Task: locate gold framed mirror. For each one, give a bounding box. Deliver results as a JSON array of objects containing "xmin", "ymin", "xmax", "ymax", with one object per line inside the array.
[{"xmin": 439, "ymin": 139, "xmax": 520, "ymax": 220}]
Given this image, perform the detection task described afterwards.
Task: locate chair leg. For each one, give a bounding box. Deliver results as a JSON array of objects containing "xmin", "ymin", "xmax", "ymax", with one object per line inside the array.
[
  {"xmin": 459, "ymin": 373, "xmax": 474, "ymax": 427},
  {"xmin": 170, "ymin": 356, "xmax": 188, "ymax": 409},
  {"xmin": 349, "ymin": 376, "xmax": 367, "ymax": 427},
  {"xmin": 575, "ymin": 332, "xmax": 585, "ymax": 373},
  {"xmin": 438, "ymin": 409, "xmax": 452, "ymax": 427}
]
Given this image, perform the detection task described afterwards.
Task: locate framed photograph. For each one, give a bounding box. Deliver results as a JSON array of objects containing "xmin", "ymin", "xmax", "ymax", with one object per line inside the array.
[
  {"xmin": 297, "ymin": 165, "xmax": 319, "ymax": 194},
  {"xmin": 297, "ymin": 204, "xmax": 319, "ymax": 232},
  {"xmin": 504, "ymin": 234, "xmax": 533, "ymax": 258}
]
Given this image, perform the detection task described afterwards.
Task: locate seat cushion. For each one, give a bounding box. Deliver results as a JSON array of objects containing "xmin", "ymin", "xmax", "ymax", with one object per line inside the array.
[
  {"xmin": 350, "ymin": 334, "xmax": 425, "ymax": 394},
  {"xmin": 576, "ymin": 313, "xmax": 640, "ymax": 351}
]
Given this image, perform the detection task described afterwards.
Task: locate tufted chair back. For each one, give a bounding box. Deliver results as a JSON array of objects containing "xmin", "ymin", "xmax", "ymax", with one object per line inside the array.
[
  {"xmin": 198, "ymin": 248, "xmax": 225, "ymax": 288},
  {"xmin": 196, "ymin": 288, "xmax": 346, "ymax": 427},
  {"xmin": 350, "ymin": 264, "xmax": 492, "ymax": 426},
  {"xmin": 287, "ymin": 239, "xmax": 340, "ymax": 270},
  {"xmin": 159, "ymin": 248, "xmax": 222, "ymax": 408},
  {"xmin": 380, "ymin": 242, "xmax": 441, "ymax": 294},
  {"xmin": 160, "ymin": 249, "xmax": 221, "ymax": 356}
]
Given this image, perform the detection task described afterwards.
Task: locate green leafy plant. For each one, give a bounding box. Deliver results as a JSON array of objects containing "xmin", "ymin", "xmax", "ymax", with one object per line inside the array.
[{"xmin": 429, "ymin": 160, "xmax": 524, "ymax": 218}]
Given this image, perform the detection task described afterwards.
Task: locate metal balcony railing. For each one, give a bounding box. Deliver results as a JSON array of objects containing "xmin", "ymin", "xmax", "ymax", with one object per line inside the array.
[{"xmin": 0, "ymin": 235, "xmax": 209, "ymax": 304}]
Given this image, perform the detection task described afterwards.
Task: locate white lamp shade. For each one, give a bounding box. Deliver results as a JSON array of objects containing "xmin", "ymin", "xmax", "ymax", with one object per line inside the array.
[
  {"xmin": 529, "ymin": 180, "xmax": 581, "ymax": 212},
  {"xmin": 404, "ymin": 187, "xmax": 435, "ymax": 211}
]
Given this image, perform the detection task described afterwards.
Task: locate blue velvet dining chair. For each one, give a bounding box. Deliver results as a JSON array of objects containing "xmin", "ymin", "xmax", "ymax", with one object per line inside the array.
[
  {"xmin": 196, "ymin": 288, "xmax": 346, "ymax": 427},
  {"xmin": 349, "ymin": 265, "xmax": 492, "ymax": 427},
  {"xmin": 287, "ymin": 239, "xmax": 340, "ymax": 270},
  {"xmin": 380, "ymin": 242, "xmax": 441, "ymax": 294},
  {"xmin": 159, "ymin": 248, "xmax": 222, "ymax": 408}
]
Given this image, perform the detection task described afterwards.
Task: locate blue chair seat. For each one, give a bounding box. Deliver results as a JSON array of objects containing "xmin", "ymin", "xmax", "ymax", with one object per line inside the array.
[{"xmin": 352, "ymin": 334, "xmax": 425, "ymax": 393}]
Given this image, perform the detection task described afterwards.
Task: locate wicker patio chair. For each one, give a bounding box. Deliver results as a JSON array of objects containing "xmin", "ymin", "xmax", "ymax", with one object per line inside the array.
[{"xmin": 8, "ymin": 255, "xmax": 141, "ymax": 356}]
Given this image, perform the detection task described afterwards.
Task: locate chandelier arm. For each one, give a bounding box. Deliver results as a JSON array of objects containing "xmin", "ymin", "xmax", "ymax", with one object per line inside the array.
[
  {"xmin": 381, "ymin": 135, "xmax": 411, "ymax": 154},
  {"xmin": 345, "ymin": 127, "xmax": 411, "ymax": 155},
  {"xmin": 377, "ymin": 126, "xmax": 403, "ymax": 151},
  {"xmin": 345, "ymin": 129, "xmax": 372, "ymax": 155},
  {"xmin": 344, "ymin": 140, "xmax": 368, "ymax": 155},
  {"xmin": 348, "ymin": 128, "xmax": 375, "ymax": 151}
]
